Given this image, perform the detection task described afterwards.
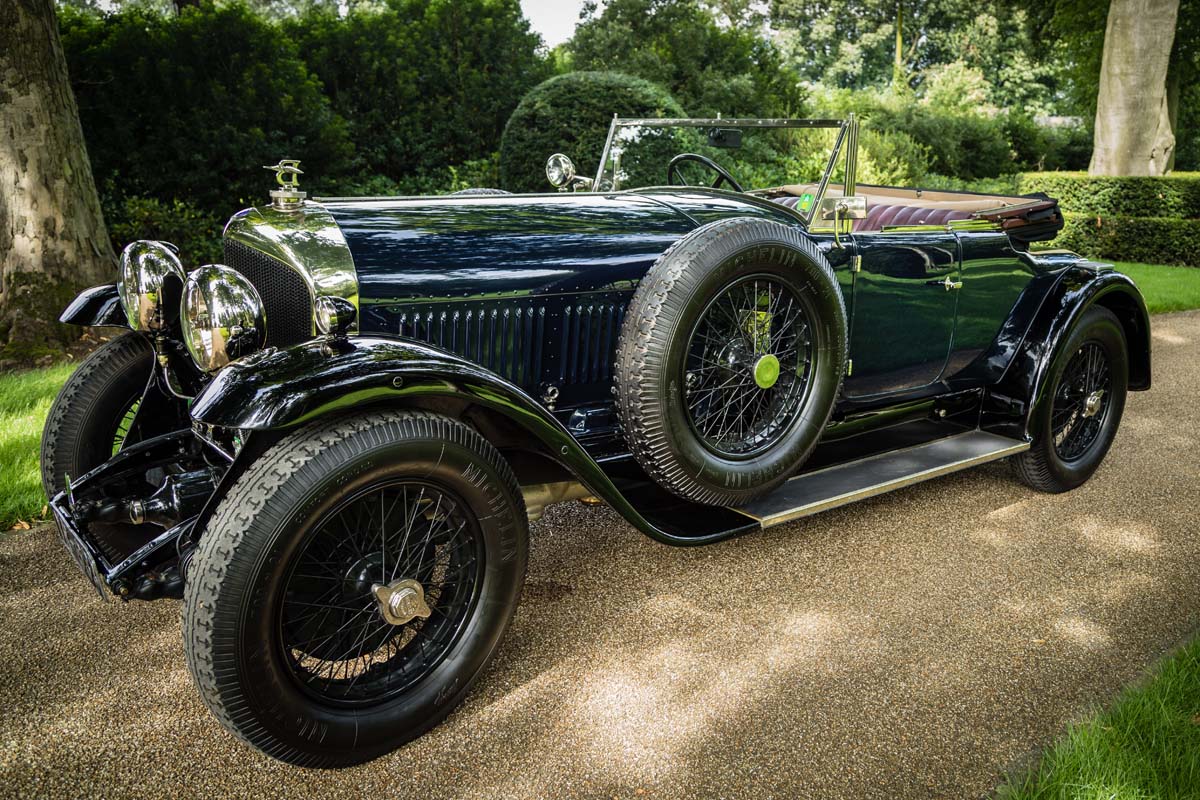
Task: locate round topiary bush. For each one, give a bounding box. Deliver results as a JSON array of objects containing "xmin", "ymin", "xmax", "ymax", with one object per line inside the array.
[{"xmin": 499, "ymin": 71, "xmax": 685, "ymax": 193}]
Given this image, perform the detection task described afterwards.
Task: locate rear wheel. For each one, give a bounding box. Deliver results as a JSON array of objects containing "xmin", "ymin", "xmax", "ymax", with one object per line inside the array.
[
  {"xmin": 40, "ymin": 332, "xmax": 153, "ymax": 497},
  {"xmin": 1012, "ymin": 306, "xmax": 1128, "ymax": 492},
  {"xmin": 183, "ymin": 410, "xmax": 528, "ymax": 767}
]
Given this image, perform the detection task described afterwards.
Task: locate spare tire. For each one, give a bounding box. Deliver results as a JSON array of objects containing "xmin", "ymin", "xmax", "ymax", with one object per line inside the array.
[{"xmin": 614, "ymin": 217, "xmax": 847, "ymax": 506}]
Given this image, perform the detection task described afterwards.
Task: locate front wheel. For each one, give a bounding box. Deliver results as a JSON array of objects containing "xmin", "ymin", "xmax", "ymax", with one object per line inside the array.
[
  {"xmin": 1012, "ymin": 306, "xmax": 1129, "ymax": 492},
  {"xmin": 183, "ymin": 410, "xmax": 528, "ymax": 767},
  {"xmin": 40, "ymin": 332, "xmax": 153, "ymax": 498}
]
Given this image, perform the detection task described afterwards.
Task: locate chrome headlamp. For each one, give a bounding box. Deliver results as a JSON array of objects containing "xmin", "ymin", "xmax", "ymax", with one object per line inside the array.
[
  {"xmin": 181, "ymin": 265, "xmax": 267, "ymax": 372},
  {"xmin": 314, "ymin": 295, "xmax": 357, "ymax": 335},
  {"xmin": 118, "ymin": 241, "xmax": 185, "ymax": 331}
]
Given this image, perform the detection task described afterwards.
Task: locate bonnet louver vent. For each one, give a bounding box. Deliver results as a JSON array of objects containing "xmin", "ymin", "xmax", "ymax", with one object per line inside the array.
[
  {"xmin": 393, "ymin": 300, "xmax": 628, "ymax": 390},
  {"xmin": 558, "ymin": 302, "xmax": 625, "ymax": 385},
  {"xmin": 397, "ymin": 304, "xmax": 547, "ymax": 388}
]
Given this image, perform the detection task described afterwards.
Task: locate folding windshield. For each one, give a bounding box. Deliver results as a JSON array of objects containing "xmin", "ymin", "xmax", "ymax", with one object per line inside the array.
[{"xmin": 594, "ymin": 117, "xmax": 858, "ymax": 225}]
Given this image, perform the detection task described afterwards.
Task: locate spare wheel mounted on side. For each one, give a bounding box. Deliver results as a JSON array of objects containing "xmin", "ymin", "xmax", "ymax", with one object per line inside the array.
[{"xmin": 614, "ymin": 217, "xmax": 848, "ymax": 506}]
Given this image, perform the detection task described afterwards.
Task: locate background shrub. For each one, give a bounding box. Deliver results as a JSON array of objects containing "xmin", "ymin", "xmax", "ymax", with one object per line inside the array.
[
  {"xmin": 499, "ymin": 71, "xmax": 685, "ymax": 193},
  {"xmin": 1003, "ymin": 116, "xmax": 1091, "ymax": 172},
  {"xmin": 857, "ymin": 129, "xmax": 932, "ymax": 186},
  {"xmin": 104, "ymin": 197, "xmax": 224, "ymax": 265},
  {"xmin": 808, "ymin": 85, "xmax": 1016, "ymax": 181},
  {"xmin": 61, "ymin": 4, "xmax": 353, "ymax": 220},
  {"xmin": 284, "ymin": 0, "xmax": 548, "ymax": 187},
  {"xmin": 1056, "ymin": 214, "xmax": 1200, "ymax": 267},
  {"xmin": 567, "ymin": 0, "xmax": 802, "ymax": 117},
  {"xmin": 1017, "ymin": 173, "xmax": 1200, "ymax": 219}
]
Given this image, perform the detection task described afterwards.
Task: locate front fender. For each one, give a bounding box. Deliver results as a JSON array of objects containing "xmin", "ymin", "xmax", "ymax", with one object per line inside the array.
[
  {"xmin": 982, "ymin": 266, "xmax": 1151, "ymax": 438},
  {"xmin": 190, "ymin": 335, "xmax": 755, "ymax": 546},
  {"xmin": 60, "ymin": 283, "xmax": 127, "ymax": 327}
]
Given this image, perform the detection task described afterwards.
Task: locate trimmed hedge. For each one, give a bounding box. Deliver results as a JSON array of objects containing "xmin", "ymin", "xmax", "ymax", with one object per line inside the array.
[
  {"xmin": 499, "ymin": 71, "xmax": 684, "ymax": 193},
  {"xmin": 1019, "ymin": 172, "xmax": 1200, "ymax": 219},
  {"xmin": 1055, "ymin": 213, "xmax": 1200, "ymax": 267}
]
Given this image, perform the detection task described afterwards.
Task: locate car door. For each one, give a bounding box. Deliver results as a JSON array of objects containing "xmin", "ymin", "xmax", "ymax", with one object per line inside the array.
[{"xmin": 843, "ymin": 230, "xmax": 961, "ymax": 397}]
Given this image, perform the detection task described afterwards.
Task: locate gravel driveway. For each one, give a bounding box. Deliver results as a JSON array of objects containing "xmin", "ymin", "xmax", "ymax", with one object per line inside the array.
[{"xmin": 3, "ymin": 310, "xmax": 1199, "ymax": 800}]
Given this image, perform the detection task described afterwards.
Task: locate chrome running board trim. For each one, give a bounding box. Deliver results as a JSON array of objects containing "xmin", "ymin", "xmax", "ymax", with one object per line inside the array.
[{"xmin": 736, "ymin": 430, "xmax": 1029, "ymax": 528}]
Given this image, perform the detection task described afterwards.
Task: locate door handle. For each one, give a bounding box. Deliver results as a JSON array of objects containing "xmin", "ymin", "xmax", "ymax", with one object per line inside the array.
[{"xmin": 926, "ymin": 275, "xmax": 963, "ymax": 291}]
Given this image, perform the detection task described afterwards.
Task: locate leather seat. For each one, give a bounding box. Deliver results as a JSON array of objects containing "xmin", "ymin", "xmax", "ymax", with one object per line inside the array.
[
  {"xmin": 855, "ymin": 203, "xmax": 974, "ymax": 231},
  {"xmin": 771, "ymin": 196, "xmax": 974, "ymax": 231}
]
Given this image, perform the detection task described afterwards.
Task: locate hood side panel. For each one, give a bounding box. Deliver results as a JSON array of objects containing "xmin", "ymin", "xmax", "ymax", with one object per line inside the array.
[
  {"xmin": 321, "ymin": 191, "xmax": 800, "ymax": 406},
  {"xmin": 326, "ymin": 194, "xmax": 695, "ymax": 307}
]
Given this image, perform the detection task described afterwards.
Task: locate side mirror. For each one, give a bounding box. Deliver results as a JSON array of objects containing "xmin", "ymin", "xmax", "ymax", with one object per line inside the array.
[
  {"xmin": 819, "ymin": 195, "xmax": 868, "ymax": 220},
  {"xmin": 545, "ymin": 153, "xmax": 593, "ymax": 192}
]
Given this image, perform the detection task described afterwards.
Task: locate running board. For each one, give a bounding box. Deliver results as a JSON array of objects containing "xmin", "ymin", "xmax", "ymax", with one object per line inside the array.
[{"xmin": 736, "ymin": 430, "xmax": 1029, "ymax": 528}]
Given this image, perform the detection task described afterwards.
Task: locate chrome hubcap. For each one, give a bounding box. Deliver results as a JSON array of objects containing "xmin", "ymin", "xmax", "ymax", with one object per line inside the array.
[
  {"xmin": 371, "ymin": 578, "xmax": 432, "ymax": 626},
  {"xmin": 1082, "ymin": 389, "xmax": 1105, "ymax": 418}
]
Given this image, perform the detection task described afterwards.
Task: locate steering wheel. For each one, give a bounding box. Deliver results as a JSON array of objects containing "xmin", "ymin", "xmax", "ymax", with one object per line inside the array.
[{"xmin": 667, "ymin": 153, "xmax": 745, "ymax": 193}]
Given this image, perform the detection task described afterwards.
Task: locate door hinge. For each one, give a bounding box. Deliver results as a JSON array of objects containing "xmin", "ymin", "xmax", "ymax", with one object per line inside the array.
[
  {"xmin": 851, "ymin": 255, "xmax": 862, "ymax": 273},
  {"xmin": 943, "ymin": 275, "xmax": 963, "ymax": 291},
  {"xmin": 846, "ymin": 358, "xmax": 853, "ymax": 376}
]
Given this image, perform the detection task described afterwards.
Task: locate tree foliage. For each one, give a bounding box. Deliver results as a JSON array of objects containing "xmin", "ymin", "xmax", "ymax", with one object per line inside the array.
[
  {"xmin": 284, "ymin": 0, "xmax": 550, "ymax": 185},
  {"xmin": 770, "ymin": 0, "xmax": 1060, "ymax": 115},
  {"xmin": 569, "ymin": 0, "xmax": 803, "ymax": 116},
  {"xmin": 60, "ymin": 2, "xmax": 352, "ymax": 215}
]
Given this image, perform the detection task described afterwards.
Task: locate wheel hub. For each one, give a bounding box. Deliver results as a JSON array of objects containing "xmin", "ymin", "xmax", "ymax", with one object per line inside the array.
[
  {"xmin": 753, "ymin": 354, "xmax": 781, "ymax": 389},
  {"xmin": 1082, "ymin": 389, "xmax": 1105, "ymax": 418},
  {"xmin": 372, "ymin": 578, "xmax": 432, "ymax": 626},
  {"xmin": 344, "ymin": 552, "xmax": 383, "ymax": 596}
]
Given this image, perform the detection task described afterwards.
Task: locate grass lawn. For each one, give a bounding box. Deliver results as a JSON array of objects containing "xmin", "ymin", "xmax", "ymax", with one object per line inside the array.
[
  {"xmin": 1114, "ymin": 261, "xmax": 1200, "ymax": 315},
  {"xmin": 999, "ymin": 638, "xmax": 1200, "ymax": 799},
  {"xmin": 0, "ymin": 363, "xmax": 75, "ymax": 530}
]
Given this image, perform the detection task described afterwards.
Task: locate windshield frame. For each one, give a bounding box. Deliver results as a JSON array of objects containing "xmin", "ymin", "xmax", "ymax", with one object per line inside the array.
[{"xmin": 594, "ymin": 116, "xmax": 858, "ymax": 226}]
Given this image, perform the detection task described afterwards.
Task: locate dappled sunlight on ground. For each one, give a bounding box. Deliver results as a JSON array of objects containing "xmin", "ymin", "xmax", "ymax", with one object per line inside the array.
[{"xmin": 2, "ymin": 312, "xmax": 1199, "ymax": 798}]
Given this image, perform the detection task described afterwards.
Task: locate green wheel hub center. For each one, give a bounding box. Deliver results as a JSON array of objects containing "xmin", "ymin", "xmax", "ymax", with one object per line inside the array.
[{"xmin": 753, "ymin": 354, "xmax": 781, "ymax": 389}]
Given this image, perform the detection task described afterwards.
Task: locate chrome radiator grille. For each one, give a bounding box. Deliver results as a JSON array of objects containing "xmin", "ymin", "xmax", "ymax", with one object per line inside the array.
[{"xmin": 223, "ymin": 239, "xmax": 313, "ymax": 347}]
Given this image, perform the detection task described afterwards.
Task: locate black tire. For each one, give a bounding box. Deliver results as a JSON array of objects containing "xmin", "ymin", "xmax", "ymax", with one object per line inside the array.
[
  {"xmin": 40, "ymin": 332, "xmax": 153, "ymax": 498},
  {"xmin": 183, "ymin": 410, "xmax": 528, "ymax": 767},
  {"xmin": 1012, "ymin": 306, "xmax": 1128, "ymax": 493},
  {"xmin": 450, "ymin": 188, "xmax": 511, "ymax": 195},
  {"xmin": 614, "ymin": 217, "xmax": 847, "ymax": 506}
]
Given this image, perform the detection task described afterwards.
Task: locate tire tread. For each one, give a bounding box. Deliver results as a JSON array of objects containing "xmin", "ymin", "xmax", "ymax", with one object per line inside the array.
[{"xmin": 183, "ymin": 409, "xmax": 525, "ymax": 768}]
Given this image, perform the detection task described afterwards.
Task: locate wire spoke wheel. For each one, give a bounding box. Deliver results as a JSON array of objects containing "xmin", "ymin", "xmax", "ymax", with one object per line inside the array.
[
  {"xmin": 278, "ymin": 479, "xmax": 483, "ymax": 707},
  {"xmin": 1051, "ymin": 341, "xmax": 1112, "ymax": 462},
  {"xmin": 683, "ymin": 275, "xmax": 815, "ymax": 458}
]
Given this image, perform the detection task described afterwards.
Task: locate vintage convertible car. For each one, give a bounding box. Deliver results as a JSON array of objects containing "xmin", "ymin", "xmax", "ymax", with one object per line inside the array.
[{"xmin": 43, "ymin": 117, "xmax": 1150, "ymax": 766}]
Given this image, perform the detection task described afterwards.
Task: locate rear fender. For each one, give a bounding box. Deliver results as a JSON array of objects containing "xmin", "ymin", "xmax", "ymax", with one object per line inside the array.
[
  {"xmin": 189, "ymin": 335, "xmax": 755, "ymax": 546},
  {"xmin": 60, "ymin": 283, "xmax": 128, "ymax": 328},
  {"xmin": 981, "ymin": 266, "xmax": 1151, "ymax": 439}
]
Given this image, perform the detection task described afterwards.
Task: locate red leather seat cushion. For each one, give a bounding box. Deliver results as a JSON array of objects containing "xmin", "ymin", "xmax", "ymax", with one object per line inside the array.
[
  {"xmin": 853, "ymin": 203, "xmax": 974, "ymax": 231},
  {"xmin": 767, "ymin": 196, "xmax": 974, "ymax": 231}
]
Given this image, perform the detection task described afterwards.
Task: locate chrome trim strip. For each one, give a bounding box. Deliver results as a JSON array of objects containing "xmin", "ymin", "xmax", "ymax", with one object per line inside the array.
[
  {"xmin": 222, "ymin": 201, "xmax": 359, "ymax": 334},
  {"xmin": 736, "ymin": 431, "xmax": 1030, "ymax": 527}
]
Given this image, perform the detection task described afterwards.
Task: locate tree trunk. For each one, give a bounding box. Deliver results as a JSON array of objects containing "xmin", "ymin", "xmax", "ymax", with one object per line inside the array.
[
  {"xmin": 893, "ymin": 0, "xmax": 904, "ymax": 90},
  {"xmin": 0, "ymin": 0, "xmax": 115, "ymax": 358},
  {"xmin": 1165, "ymin": 45, "xmax": 1181, "ymax": 172},
  {"xmin": 1089, "ymin": 0, "xmax": 1180, "ymax": 176}
]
